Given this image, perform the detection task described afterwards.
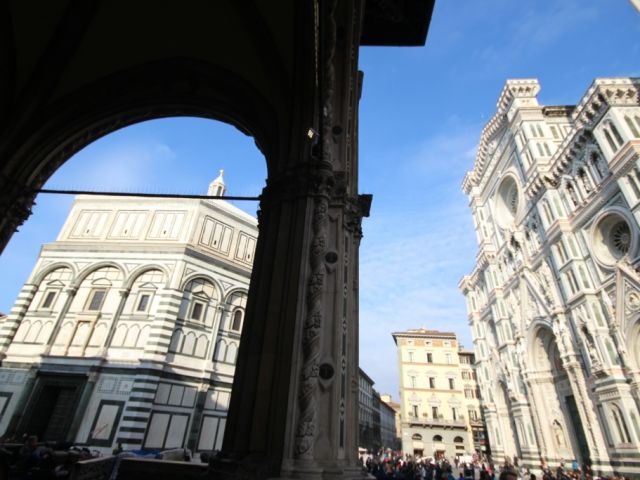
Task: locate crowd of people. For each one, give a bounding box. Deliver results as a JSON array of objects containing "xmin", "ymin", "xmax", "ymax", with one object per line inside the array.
[
  {"xmin": 0, "ymin": 435, "xmax": 99, "ymax": 480},
  {"xmin": 358, "ymin": 453, "xmax": 633, "ymax": 480}
]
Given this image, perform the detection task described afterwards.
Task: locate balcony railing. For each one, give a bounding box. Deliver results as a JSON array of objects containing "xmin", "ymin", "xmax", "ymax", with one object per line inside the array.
[{"xmin": 407, "ymin": 415, "xmax": 467, "ymax": 427}]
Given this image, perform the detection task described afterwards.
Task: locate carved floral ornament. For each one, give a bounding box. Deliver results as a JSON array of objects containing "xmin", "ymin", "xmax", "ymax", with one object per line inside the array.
[{"xmin": 626, "ymin": 291, "xmax": 640, "ymax": 312}]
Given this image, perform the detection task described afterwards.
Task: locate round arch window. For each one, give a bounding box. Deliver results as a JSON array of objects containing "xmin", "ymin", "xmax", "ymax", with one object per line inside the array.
[
  {"xmin": 411, "ymin": 433, "xmax": 422, "ymax": 441},
  {"xmin": 592, "ymin": 212, "xmax": 636, "ymax": 266},
  {"xmin": 494, "ymin": 176, "xmax": 521, "ymax": 228}
]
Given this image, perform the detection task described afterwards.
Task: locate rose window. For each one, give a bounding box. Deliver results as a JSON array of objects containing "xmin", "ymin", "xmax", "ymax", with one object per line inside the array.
[{"xmin": 611, "ymin": 221, "xmax": 631, "ymax": 256}]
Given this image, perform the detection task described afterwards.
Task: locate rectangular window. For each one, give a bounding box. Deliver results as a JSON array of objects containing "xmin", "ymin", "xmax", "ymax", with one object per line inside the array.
[
  {"xmin": 410, "ymin": 376, "xmax": 417, "ymax": 388},
  {"xmin": 86, "ymin": 289, "xmax": 107, "ymax": 311},
  {"xmin": 432, "ymin": 406, "xmax": 439, "ymax": 418},
  {"xmin": 408, "ymin": 351, "xmax": 414, "ymax": 362},
  {"xmin": 88, "ymin": 400, "xmax": 124, "ymax": 446},
  {"xmin": 426, "ymin": 352, "xmax": 433, "ymax": 363},
  {"xmin": 136, "ymin": 293, "xmax": 151, "ymax": 312},
  {"xmin": 429, "ymin": 377, "xmax": 435, "ymax": 389},
  {"xmin": 41, "ymin": 290, "xmax": 58, "ymax": 309},
  {"xmin": 452, "ymin": 407, "xmax": 458, "ymax": 420},
  {"xmin": 190, "ymin": 301, "xmax": 204, "ymax": 321},
  {"xmin": 468, "ymin": 409, "xmax": 477, "ymax": 420},
  {"xmin": 412, "ymin": 405, "xmax": 419, "ymax": 418},
  {"xmin": 448, "ymin": 378, "xmax": 455, "ymax": 390},
  {"xmin": 144, "ymin": 412, "xmax": 190, "ymax": 449},
  {"xmin": 445, "ymin": 353, "xmax": 452, "ymax": 364}
]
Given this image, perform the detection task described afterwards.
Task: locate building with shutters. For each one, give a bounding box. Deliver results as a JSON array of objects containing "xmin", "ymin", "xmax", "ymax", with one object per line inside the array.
[
  {"xmin": 0, "ymin": 171, "xmax": 257, "ymax": 454},
  {"xmin": 460, "ymin": 78, "xmax": 640, "ymax": 476},
  {"xmin": 392, "ymin": 329, "xmax": 485, "ymax": 460}
]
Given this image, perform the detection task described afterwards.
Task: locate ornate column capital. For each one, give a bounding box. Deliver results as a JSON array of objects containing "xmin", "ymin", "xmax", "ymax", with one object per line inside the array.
[
  {"xmin": 118, "ymin": 288, "xmax": 131, "ymax": 298},
  {"xmin": 0, "ymin": 174, "xmax": 37, "ymax": 253},
  {"xmin": 64, "ymin": 287, "xmax": 78, "ymax": 296}
]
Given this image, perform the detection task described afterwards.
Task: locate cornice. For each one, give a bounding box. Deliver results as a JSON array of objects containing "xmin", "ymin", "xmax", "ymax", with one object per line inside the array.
[{"xmin": 572, "ymin": 78, "xmax": 640, "ymax": 129}]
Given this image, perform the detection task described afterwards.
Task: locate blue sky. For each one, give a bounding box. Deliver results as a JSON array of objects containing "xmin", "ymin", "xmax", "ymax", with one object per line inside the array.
[{"xmin": 1, "ymin": 1, "xmax": 639, "ymax": 399}]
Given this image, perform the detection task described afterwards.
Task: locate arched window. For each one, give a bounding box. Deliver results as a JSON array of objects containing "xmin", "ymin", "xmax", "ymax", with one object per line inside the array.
[
  {"xmin": 433, "ymin": 435, "xmax": 443, "ymax": 442},
  {"xmin": 411, "ymin": 433, "xmax": 422, "ymax": 441},
  {"xmin": 453, "ymin": 436, "xmax": 464, "ymax": 443},
  {"xmin": 590, "ymin": 152, "xmax": 606, "ymax": 180},
  {"xmin": 577, "ymin": 167, "xmax": 593, "ymax": 194},
  {"xmin": 181, "ymin": 277, "xmax": 218, "ymax": 323},
  {"xmin": 169, "ymin": 328, "xmax": 184, "ymax": 352},
  {"xmin": 625, "ymin": 116, "xmax": 640, "ymax": 138},
  {"xmin": 214, "ymin": 339, "xmax": 227, "ymax": 362},
  {"xmin": 603, "ymin": 128, "xmax": 618, "ymax": 153},
  {"xmin": 541, "ymin": 200, "xmax": 554, "ymax": 225},
  {"xmin": 32, "ymin": 267, "xmax": 73, "ymax": 313},
  {"xmin": 565, "ymin": 181, "xmax": 579, "ymax": 208},
  {"xmin": 76, "ymin": 266, "xmax": 123, "ymax": 314},
  {"xmin": 610, "ymin": 122, "xmax": 624, "ymax": 146},
  {"xmin": 128, "ymin": 269, "xmax": 164, "ymax": 314},
  {"xmin": 231, "ymin": 309, "xmax": 243, "ymax": 332},
  {"xmin": 611, "ymin": 404, "xmax": 631, "ymax": 443}
]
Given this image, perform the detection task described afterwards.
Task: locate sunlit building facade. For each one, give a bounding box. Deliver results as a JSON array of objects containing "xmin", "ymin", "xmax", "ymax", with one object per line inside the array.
[
  {"xmin": 460, "ymin": 78, "xmax": 640, "ymax": 476},
  {"xmin": 0, "ymin": 172, "xmax": 257, "ymax": 453},
  {"xmin": 392, "ymin": 329, "xmax": 484, "ymax": 459}
]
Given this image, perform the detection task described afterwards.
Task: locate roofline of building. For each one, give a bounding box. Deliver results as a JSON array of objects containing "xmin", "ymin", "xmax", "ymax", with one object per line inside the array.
[{"xmin": 391, "ymin": 329, "xmax": 457, "ymax": 340}]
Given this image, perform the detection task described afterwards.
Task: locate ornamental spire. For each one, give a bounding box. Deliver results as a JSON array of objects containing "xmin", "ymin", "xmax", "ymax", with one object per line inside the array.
[{"xmin": 208, "ymin": 168, "xmax": 226, "ymax": 197}]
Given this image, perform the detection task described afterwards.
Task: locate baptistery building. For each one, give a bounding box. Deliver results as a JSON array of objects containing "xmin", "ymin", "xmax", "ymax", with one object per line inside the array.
[
  {"xmin": 0, "ymin": 171, "xmax": 256, "ymax": 454},
  {"xmin": 459, "ymin": 78, "xmax": 640, "ymax": 476}
]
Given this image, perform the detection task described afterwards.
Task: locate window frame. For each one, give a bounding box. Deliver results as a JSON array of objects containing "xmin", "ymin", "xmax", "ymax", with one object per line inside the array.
[
  {"xmin": 40, "ymin": 289, "xmax": 59, "ymax": 310},
  {"xmin": 85, "ymin": 288, "xmax": 107, "ymax": 312},
  {"xmin": 135, "ymin": 292, "xmax": 153, "ymax": 313},
  {"xmin": 190, "ymin": 300, "xmax": 205, "ymax": 321},
  {"xmin": 231, "ymin": 309, "xmax": 243, "ymax": 332}
]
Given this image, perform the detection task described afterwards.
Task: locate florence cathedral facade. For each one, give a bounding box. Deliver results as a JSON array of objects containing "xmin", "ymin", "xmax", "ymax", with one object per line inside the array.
[
  {"xmin": 0, "ymin": 172, "xmax": 255, "ymax": 454},
  {"xmin": 459, "ymin": 78, "xmax": 640, "ymax": 476}
]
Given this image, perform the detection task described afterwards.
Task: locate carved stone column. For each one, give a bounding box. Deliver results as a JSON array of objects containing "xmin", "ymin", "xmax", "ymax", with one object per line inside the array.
[
  {"xmin": 216, "ymin": 0, "xmax": 367, "ymax": 478},
  {"xmin": 554, "ymin": 314, "xmax": 609, "ymax": 466},
  {"xmin": 101, "ymin": 288, "xmax": 131, "ymax": 354},
  {"xmin": 43, "ymin": 286, "xmax": 77, "ymax": 355}
]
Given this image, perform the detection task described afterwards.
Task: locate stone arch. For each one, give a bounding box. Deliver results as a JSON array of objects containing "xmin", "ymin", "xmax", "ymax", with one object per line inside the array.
[
  {"xmin": 124, "ymin": 324, "xmax": 140, "ymax": 347},
  {"xmin": 4, "ymin": 60, "xmax": 278, "ymax": 216},
  {"xmin": 625, "ymin": 317, "xmax": 640, "ymax": 370},
  {"xmin": 111, "ymin": 324, "xmax": 128, "ymax": 347},
  {"xmin": 124, "ymin": 265, "xmax": 170, "ymax": 290},
  {"xmin": 195, "ymin": 334, "xmax": 209, "ymax": 358},
  {"xmin": 180, "ymin": 274, "xmax": 223, "ymax": 301},
  {"xmin": 182, "ymin": 331, "xmax": 197, "ymax": 355},
  {"xmin": 32, "ymin": 262, "xmax": 77, "ymax": 285},
  {"xmin": 214, "ymin": 339, "xmax": 227, "ymax": 362},
  {"xmin": 226, "ymin": 342, "xmax": 238, "ymax": 364},
  {"xmin": 528, "ymin": 324, "xmax": 585, "ymax": 463},
  {"xmin": 137, "ymin": 325, "xmax": 150, "ymax": 349},
  {"xmin": 88, "ymin": 323, "xmax": 108, "ymax": 347},
  {"xmin": 169, "ymin": 328, "xmax": 184, "ymax": 353},
  {"xmin": 72, "ymin": 262, "xmax": 125, "ymax": 289}
]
